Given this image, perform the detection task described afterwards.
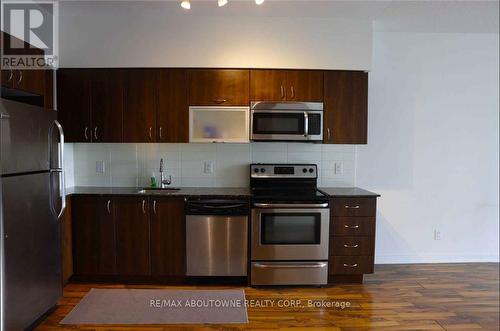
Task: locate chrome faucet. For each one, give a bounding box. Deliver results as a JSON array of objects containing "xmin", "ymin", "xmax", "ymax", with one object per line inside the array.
[{"xmin": 159, "ymin": 158, "xmax": 172, "ymax": 188}]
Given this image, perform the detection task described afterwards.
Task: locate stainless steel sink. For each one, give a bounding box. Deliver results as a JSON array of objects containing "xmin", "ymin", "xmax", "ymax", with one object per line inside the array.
[{"xmin": 137, "ymin": 188, "xmax": 181, "ymax": 194}]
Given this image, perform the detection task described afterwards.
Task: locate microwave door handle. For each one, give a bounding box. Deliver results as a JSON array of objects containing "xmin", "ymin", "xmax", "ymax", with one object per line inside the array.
[{"xmin": 304, "ymin": 112, "xmax": 309, "ymax": 137}]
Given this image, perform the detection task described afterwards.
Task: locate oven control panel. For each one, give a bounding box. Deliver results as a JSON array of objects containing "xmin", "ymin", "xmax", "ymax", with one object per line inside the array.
[{"xmin": 251, "ymin": 164, "xmax": 317, "ymax": 178}]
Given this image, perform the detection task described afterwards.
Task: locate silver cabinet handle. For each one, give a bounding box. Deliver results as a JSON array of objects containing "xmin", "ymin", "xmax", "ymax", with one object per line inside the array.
[
  {"xmin": 327, "ymin": 128, "xmax": 331, "ymax": 141},
  {"xmin": 304, "ymin": 111, "xmax": 309, "ymax": 137},
  {"xmin": 149, "ymin": 127, "xmax": 153, "ymax": 140},
  {"xmin": 345, "ymin": 205, "xmax": 360, "ymax": 209},
  {"xmin": 94, "ymin": 126, "xmax": 98, "ymax": 141},
  {"xmin": 84, "ymin": 126, "xmax": 89, "ymax": 140},
  {"xmin": 343, "ymin": 263, "xmax": 358, "ymax": 268},
  {"xmin": 153, "ymin": 200, "xmax": 157, "ymax": 214},
  {"xmin": 344, "ymin": 224, "xmax": 359, "ymax": 229},
  {"xmin": 17, "ymin": 70, "xmax": 23, "ymax": 86},
  {"xmin": 7, "ymin": 69, "xmax": 13, "ymax": 83},
  {"xmin": 159, "ymin": 127, "xmax": 163, "ymax": 140},
  {"xmin": 344, "ymin": 244, "xmax": 359, "ymax": 248},
  {"xmin": 107, "ymin": 200, "xmax": 111, "ymax": 214},
  {"xmin": 290, "ymin": 86, "xmax": 295, "ymax": 99},
  {"xmin": 213, "ymin": 98, "xmax": 227, "ymax": 104},
  {"xmin": 142, "ymin": 200, "xmax": 146, "ymax": 214},
  {"xmin": 280, "ymin": 85, "xmax": 284, "ymax": 99}
]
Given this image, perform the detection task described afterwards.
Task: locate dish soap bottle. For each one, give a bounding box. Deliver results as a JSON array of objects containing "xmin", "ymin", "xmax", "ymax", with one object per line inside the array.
[{"xmin": 150, "ymin": 172, "xmax": 157, "ymax": 188}]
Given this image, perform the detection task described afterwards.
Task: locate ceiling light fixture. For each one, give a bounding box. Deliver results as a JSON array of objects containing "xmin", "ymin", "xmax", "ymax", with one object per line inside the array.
[
  {"xmin": 255, "ymin": 0, "xmax": 264, "ymax": 4},
  {"xmin": 218, "ymin": 0, "xmax": 228, "ymax": 7},
  {"xmin": 181, "ymin": 0, "xmax": 191, "ymax": 9}
]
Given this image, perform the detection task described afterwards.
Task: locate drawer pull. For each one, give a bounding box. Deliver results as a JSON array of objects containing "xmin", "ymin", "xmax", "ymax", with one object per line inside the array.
[
  {"xmin": 343, "ymin": 244, "xmax": 359, "ymax": 248},
  {"xmin": 344, "ymin": 224, "xmax": 359, "ymax": 229},
  {"xmin": 343, "ymin": 263, "xmax": 358, "ymax": 268},
  {"xmin": 213, "ymin": 98, "xmax": 227, "ymax": 104},
  {"xmin": 344, "ymin": 205, "xmax": 360, "ymax": 209}
]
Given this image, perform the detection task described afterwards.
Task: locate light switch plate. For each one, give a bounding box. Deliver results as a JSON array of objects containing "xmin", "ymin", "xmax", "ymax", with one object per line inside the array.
[
  {"xmin": 203, "ymin": 161, "xmax": 214, "ymax": 174},
  {"xmin": 334, "ymin": 162, "xmax": 344, "ymax": 175},
  {"xmin": 96, "ymin": 160, "xmax": 105, "ymax": 173}
]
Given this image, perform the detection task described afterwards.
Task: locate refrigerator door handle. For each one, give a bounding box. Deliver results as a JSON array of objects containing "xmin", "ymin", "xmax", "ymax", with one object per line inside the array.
[{"xmin": 50, "ymin": 120, "xmax": 66, "ymax": 219}]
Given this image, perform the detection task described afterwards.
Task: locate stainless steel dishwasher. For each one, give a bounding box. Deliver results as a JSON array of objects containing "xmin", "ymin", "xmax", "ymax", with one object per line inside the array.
[{"xmin": 186, "ymin": 198, "xmax": 249, "ymax": 276}]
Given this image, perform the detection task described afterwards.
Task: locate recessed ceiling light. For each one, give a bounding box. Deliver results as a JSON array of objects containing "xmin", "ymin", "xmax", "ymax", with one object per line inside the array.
[
  {"xmin": 255, "ymin": 0, "xmax": 264, "ymax": 4},
  {"xmin": 218, "ymin": 0, "xmax": 228, "ymax": 7},
  {"xmin": 181, "ymin": 0, "xmax": 191, "ymax": 9}
]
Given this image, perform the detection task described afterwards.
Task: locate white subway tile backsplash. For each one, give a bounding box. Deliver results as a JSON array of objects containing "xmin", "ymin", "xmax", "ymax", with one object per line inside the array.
[{"xmin": 70, "ymin": 143, "xmax": 356, "ymax": 188}]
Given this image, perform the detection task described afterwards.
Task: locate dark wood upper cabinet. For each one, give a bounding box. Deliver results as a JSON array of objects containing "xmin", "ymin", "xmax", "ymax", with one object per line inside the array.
[
  {"xmin": 250, "ymin": 70, "xmax": 287, "ymax": 101},
  {"xmin": 157, "ymin": 69, "xmax": 189, "ymax": 142},
  {"xmin": 150, "ymin": 198, "xmax": 185, "ymax": 277},
  {"xmin": 123, "ymin": 69, "xmax": 157, "ymax": 142},
  {"xmin": 286, "ymin": 70, "xmax": 323, "ymax": 102},
  {"xmin": 90, "ymin": 69, "xmax": 124, "ymax": 142},
  {"xmin": 72, "ymin": 196, "xmax": 116, "ymax": 276},
  {"xmin": 249, "ymin": 69, "xmax": 322, "ymax": 102},
  {"xmin": 324, "ymin": 71, "xmax": 368, "ymax": 144},
  {"xmin": 57, "ymin": 69, "xmax": 91, "ymax": 142},
  {"xmin": 114, "ymin": 197, "xmax": 151, "ymax": 276},
  {"xmin": 189, "ymin": 69, "xmax": 249, "ymax": 106}
]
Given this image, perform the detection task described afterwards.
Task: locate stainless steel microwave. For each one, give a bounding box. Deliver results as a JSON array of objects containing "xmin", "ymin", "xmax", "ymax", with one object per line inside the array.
[{"xmin": 250, "ymin": 102, "xmax": 323, "ymax": 142}]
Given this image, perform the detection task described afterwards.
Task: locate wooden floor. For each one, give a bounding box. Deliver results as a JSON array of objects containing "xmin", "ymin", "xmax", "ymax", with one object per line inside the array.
[{"xmin": 36, "ymin": 263, "xmax": 499, "ymax": 331}]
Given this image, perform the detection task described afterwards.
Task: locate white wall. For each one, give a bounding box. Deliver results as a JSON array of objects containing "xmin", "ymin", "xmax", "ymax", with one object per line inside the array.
[
  {"xmin": 70, "ymin": 142, "xmax": 356, "ymax": 188},
  {"xmin": 58, "ymin": 1, "xmax": 372, "ymax": 70},
  {"xmin": 358, "ymin": 31, "xmax": 499, "ymax": 263}
]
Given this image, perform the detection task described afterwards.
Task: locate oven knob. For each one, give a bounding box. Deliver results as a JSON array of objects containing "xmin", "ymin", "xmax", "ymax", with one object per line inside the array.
[
  {"xmin": 302, "ymin": 168, "xmax": 307, "ymax": 173},
  {"xmin": 254, "ymin": 168, "xmax": 259, "ymax": 173},
  {"xmin": 261, "ymin": 168, "xmax": 266, "ymax": 173},
  {"xmin": 309, "ymin": 168, "xmax": 314, "ymax": 173}
]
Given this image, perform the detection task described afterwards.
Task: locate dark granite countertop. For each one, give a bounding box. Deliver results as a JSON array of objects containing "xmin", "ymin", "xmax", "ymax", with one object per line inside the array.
[
  {"xmin": 67, "ymin": 186, "xmax": 378, "ymax": 198},
  {"xmin": 66, "ymin": 186, "xmax": 251, "ymax": 198},
  {"xmin": 319, "ymin": 187, "xmax": 380, "ymax": 197}
]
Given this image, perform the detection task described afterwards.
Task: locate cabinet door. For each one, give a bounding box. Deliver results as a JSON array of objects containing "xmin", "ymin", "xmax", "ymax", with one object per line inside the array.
[
  {"xmin": 250, "ymin": 70, "xmax": 286, "ymax": 102},
  {"xmin": 114, "ymin": 197, "xmax": 151, "ymax": 275},
  {"xmin": 123, "ymin": 69, "xmax": 157, "ymax": 142},
  {"xmin": 157, "ymin": 69, "xmax": 189, "ymax": 142},
  {"xmin": 286, "ymin": 70, "xmax": 323, "ymax": 102},
  {"xmin": 72, "ymin": 196, "xmax": 116, "ymax": 276},
  {"xmin": 15, "ymin": 69, "xmax": 45, "ymax": 95},
  {"xmin": 90, "ymin": 69, "xmax": 124, "ymax": 142},
  {"xmin": 57, "ymin": 69, "xmax": 91, "ymax": 142},
  {"xmin": 324, "ymin": 71, "xmax": 368, "ymax": 144},
  {"xmin": 150, "ymin": 198, "xmax": 185, "ymax": 276},
  {"xmin": 189, "ymin": 69, "xmax": 249, "ymax": 106}
]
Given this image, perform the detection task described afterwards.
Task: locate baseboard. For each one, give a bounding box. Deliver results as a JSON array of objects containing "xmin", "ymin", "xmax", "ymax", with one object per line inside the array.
[{"xmin": 375, "ymin": 254, "xmax": 500, "ymax": 264}]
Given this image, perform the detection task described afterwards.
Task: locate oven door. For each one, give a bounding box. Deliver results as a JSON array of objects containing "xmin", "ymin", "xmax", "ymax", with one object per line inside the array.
[
  {"xmin": 251, "ymin": 205, "xmax": 330, "ymax": 260},
  {"xmin": 251, "ymin": 110, "xmax": 323, "ymax": 141}
]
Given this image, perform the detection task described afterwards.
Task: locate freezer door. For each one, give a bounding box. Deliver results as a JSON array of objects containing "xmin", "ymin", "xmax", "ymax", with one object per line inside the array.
[
  {"xmin": 1, "ymin": 172, "xmax": 62, "ymax": 330},
  {"xmin": 0, "ymin": 99, "xmax": 56, "ymax": 175}
]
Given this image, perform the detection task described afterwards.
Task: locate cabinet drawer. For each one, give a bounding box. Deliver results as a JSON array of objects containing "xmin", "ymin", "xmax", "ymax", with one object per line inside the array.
[
  {"xmin": 329, "ymin": 236, "xmax": 373, "ymax": 256},
  {"xmin": 330, "ymin": 217, "xmax": 375, "ymax": 236},
  {"xmin": 332, "ymin": 197, "xmax": 376, "ymax": 217},
  {"xmin": 329, "ymin": 256, "xmax": 374, "ymax": 275}
]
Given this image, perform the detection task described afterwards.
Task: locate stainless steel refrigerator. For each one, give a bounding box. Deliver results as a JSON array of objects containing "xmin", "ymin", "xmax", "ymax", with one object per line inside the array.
[{"xmin": 0, "ymin": 99, "xmax": 65, "ymax": 330}]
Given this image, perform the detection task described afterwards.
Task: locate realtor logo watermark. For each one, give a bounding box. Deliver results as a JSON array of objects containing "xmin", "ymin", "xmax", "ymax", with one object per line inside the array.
[{"xmin": 1, "ymin": 0, "xmax": 58, "ymax": 69}]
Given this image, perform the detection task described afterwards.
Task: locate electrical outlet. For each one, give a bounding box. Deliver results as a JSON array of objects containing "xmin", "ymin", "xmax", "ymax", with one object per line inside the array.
[
  {"xmin": 96, "ymin": 160, "xmax": 105, "ymax": 173},
  {"xmin": 434, "ymin": 230, "xmax": 442, "ymax": 240},
  {"xmin": 203, "ymin": 161, "xmax": 214, "ymax": 174},
  {"xmin": 334, "ymin": 162, "xmax": 344, "ymax": 175}
]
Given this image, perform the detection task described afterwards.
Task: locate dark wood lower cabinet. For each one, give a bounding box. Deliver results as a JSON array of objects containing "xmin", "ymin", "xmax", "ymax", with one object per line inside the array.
[
  {"xmin": 114, "ymin": 197, "xmax": 151, "ymax": 276},
  {"xmin": 72, "ymin": 196, "xmax": 116, "ymax": 276},
  {"xmin": 328, "ymin": 197, "xmax": 377, "ymax": 284},
  {"xmin": 150, "ymin": 197, "xmax": 185, "ymax": 277}
]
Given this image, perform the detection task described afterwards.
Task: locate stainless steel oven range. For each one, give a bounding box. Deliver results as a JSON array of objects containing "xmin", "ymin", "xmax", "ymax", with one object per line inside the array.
[{"xmin": 250, "ymin": 164, "xmax": 330, "ymax": 286}]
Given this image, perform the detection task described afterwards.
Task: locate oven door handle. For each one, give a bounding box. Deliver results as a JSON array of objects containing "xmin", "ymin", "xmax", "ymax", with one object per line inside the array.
[
  {"xmin": 253, "ymin": 202, "xmax": 329, "ymax": 208},
  {"xmin": 253, "ymin": 262, "xmax": 328, "ymax": 269}
]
